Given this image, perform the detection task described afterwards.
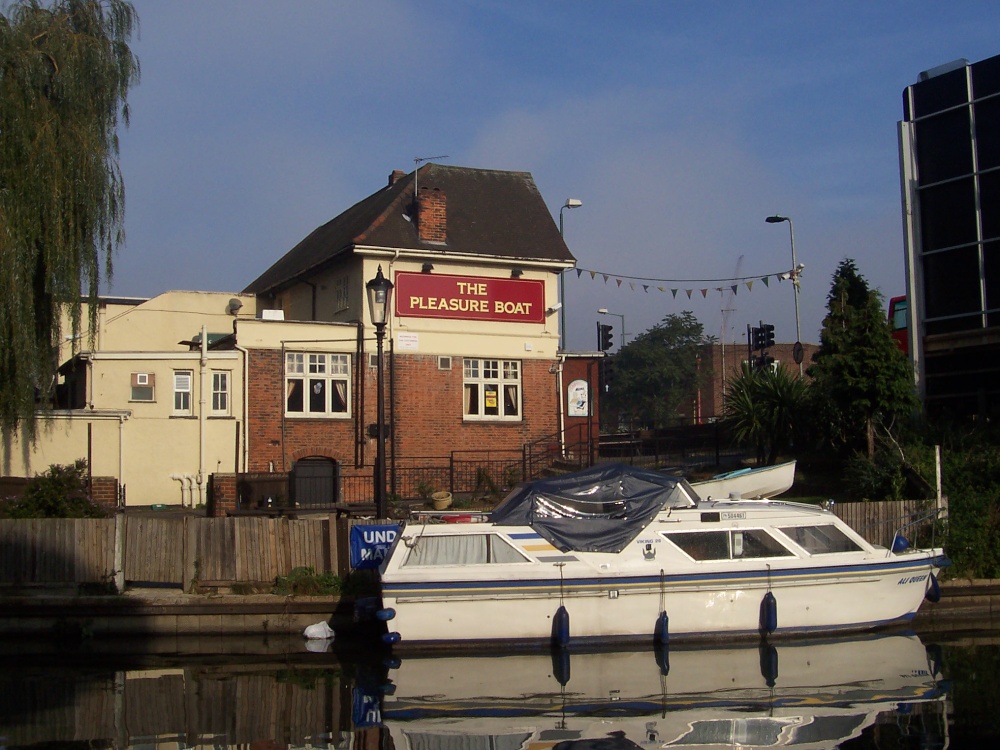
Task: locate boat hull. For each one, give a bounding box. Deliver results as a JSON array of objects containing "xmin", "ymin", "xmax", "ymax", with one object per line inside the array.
[{"xmin": 380, "ymin": 550, "xmax": 943, "ymax": 646}]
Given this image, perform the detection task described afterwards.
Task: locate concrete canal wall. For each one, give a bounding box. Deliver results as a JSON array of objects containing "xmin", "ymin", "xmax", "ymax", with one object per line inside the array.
[{"xmin": 0, "ymin": 578, "xmax": 996, "ymax": 639}]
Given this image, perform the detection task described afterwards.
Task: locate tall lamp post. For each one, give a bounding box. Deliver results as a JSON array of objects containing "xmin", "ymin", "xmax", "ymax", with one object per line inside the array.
[
  {"xmin": 558, "ymin": 199, "xmax": 582, "ymax": 350},
  {"xmin": 765, "ymin": 215, "xmax": 804, "ymax": 376},
  {"xmin": 366, "ymin": 265, "xmax": 394, "ymax": 519},
  {"xmin": 597, "ymin": 307, "xmax": 626, "ymax": 349}
]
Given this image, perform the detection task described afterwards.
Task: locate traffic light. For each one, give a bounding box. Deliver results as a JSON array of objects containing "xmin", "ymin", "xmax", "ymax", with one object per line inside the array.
[
  {"xmin": 762, "ymin": 323, "xmax": 775, "ymax": 349},
  {"xmin": 751, "ymin": 326, "xmax": 764, "ymax": 351},
  {"xmin": 598, "ymin": 323, "xmax": 615, "ymax": 351}
]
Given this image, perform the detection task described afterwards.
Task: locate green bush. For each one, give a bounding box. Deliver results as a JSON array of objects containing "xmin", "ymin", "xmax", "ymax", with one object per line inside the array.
[
  {"xmin": 940, "ymin": 445, "xmax": 1000, "ymax": 578},
  {"xmin": 273, "ymin": 566, "xmax": 341, "ymax": 596},
  {"xmin": 843, "ymin": 449, "xmax": 905, "ymax": 501},
  {"xmin": 0, "ymin": 460, "xmax": 108, "ymax": 519}
]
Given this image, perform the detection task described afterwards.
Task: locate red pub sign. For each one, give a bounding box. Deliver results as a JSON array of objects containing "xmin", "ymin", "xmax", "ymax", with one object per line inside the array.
[{"xmin": 395, "ymin": 271, "xmax": 545, "ymax": 323}]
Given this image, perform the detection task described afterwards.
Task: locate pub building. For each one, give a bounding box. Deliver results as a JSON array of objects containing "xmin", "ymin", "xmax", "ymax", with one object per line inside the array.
[{"xmin": 237, "ymin": 163, "xmax": 601, "ymax": 506}]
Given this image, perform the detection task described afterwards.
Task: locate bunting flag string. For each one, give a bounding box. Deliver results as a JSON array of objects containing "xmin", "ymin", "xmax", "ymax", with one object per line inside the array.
[{"xmin": 567, "ymin": 264, "xmax": 795, "ymax": 303}]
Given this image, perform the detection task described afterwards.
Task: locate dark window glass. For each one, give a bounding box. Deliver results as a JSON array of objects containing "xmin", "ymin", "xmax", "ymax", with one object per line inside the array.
[
  {"xmin": 980, "ymin": 171, "xmax": 1000, "ymax": 240},
  {"xmin": 974, "ymin": 98, "xmax": 1000, "ymax": 170},
  {"xmin": 972, "ymin": 54, "xmax": 1000, "ymax": 98},
  {"xmin": 915, "ymin": 109, "xmax": 973, "ymax": 184},
  {"xmin": 309, "ymin": 378, "xmax": 326, "ymax": 413},
  {"xmin": 912, "ymin": 66, "xmax": 969, "ymax": 118},
  {"xmin": 923, "ymin": 246, "xmax": 981, "ymax": 319},
  {"xmin": 286, "ymin": 379, "xmax": 303, "ymax": 412},
  {"xmin": 983, "ymin": 240, "xmax": 1000, "ymax": 315},
  {"xmin": 666, "ymin": 531, "xmax": 729, "ymax": 561},
  {"xmin": 925, "ymin": 315, "xmax": 983, "ymax": 335},
  {"xmin": 918, "ymin": 178, "xmax": 978, "ymax": 250}
]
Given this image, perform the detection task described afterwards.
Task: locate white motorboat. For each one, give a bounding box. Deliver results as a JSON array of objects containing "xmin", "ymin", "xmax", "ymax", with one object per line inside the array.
[
  {"xmin": 691, "ymin": 459, "xmax": 797, "ymax": 499},
  {"xmin": 377, "ymin": 463, "xmax": 946, "ymax": 646},
  {"xmin": 375, "ymin": 633, "xmax": 948, "ymax": 750}
]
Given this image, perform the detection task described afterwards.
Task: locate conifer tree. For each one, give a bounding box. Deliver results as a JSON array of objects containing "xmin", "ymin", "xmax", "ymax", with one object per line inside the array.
[
  {"xmin": 0, "ymin": 0, "xmax": 138, "ymax": 437},
  {"xmin": 808, "ymin": 259, "xmax": 916, "ymax": 457}
]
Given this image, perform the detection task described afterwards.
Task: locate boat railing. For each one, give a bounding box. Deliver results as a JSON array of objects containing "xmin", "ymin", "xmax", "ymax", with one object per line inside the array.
[{"xmin": 888, "ymin": 507, "xmax": 946, "ymax": 557}]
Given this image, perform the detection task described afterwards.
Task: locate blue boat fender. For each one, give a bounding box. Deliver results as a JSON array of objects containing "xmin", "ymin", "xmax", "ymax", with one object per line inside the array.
[
  {"xmin": 654, "ymin": 644, "xmax": 670, "ymax": 676},
  {"xmin": 654, "ymin": 610, "xmax": 669, "ymax": 647},
  {"xmin": 551, "ymin": 647, "xmax": 571, "ymax": 687},
  {"xmin": 759, "ymin": 591, "xmax": 778, "ymax": 635},
  {"xmin": 892, "ymin": 535, "xmax": 910, "ymax": 553},
  {"xmin": 925, "ymin": 572, "xmax": 941, "ymax": 603},
  {"xmin": 551, "ymin": 605, "xmax": 571, "ymax": 648},
  {"xmin": 381, "ymin": 631, "xmax": 401, "ymax": 645},
  {"xmin": 376, "ymin": 608, "xmax": 396, "ymax": 621}
]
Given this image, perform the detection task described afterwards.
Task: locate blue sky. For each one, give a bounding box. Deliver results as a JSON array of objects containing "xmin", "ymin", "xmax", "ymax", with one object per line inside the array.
[{"xmin": 115, "ymin": 1, "xmax": 1000, "ymax": 351}]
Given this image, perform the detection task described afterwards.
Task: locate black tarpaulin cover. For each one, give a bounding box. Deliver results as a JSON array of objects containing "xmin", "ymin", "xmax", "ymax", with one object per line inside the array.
[{"xmin": 489, "ymin": 463, "xmax": 694, "ymax": 553}]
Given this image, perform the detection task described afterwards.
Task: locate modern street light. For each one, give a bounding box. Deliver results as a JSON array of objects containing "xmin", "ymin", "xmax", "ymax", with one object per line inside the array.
[
  {"xmin": 765, "ymin": 215, "xmax": 804, "ymax": 376},
  {"xmin": 558, "ymin": 199, "xmax": 582, "ymax": 350},
  {"xmin": 366, "ymin": 264, "xmax": 394, "ymax": 519},
  {"xmin": 597, "ymin": 307, "xmax": 626, "ymax": 349}
]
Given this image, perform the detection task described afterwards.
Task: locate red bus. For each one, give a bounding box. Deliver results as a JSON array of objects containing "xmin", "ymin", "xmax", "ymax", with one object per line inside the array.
[{"xmin": 889, "ymin": 295, "xmax": 908, "ymax": 354}]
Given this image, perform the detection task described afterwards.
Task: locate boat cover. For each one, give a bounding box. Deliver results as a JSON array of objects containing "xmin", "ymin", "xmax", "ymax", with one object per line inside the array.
[{"xmin": 489, "ymin": 463, "xmax": 694, "ymax": 553}]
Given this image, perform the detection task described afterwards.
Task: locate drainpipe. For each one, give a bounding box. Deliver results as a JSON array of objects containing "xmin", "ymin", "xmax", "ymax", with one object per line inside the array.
[
  {"xmin": 118, "ymin": 414, "xmax": 127, "ymax": 508},
  {"xmin": 556, "ymin": 354, "xmax": 566, "ymax": 457},
  {"xmin": 234, "ymin": 340, "xmax": 250, "ymax": 474},
  {"xmin": 197, "ymin": 325, "xmax": 208, "ymax": 507}
]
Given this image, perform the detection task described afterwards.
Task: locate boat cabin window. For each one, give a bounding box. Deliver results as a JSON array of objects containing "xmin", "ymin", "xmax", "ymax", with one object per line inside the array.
[
  {"xmin": 778, "ymin": 525, "xmax": 863, "ymax": 554},
  {"xmin": 664, "ymin": 530, "xmax": 793, "ymax": 561},
  {"xmin": 401, "ymin": 534, "xmax": 529, "ymax": 567}
]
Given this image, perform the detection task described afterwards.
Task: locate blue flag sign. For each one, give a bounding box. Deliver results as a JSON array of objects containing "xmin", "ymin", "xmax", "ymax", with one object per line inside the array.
[{"xmin": 350, "ymin": 524, "xmax": 400, "ymax": 569}]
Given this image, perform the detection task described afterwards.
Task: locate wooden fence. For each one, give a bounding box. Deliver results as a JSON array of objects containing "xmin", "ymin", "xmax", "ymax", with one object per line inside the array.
[
  {"xmin": 0, "ymin": 515, "xmax": 345, "ymax": 591},
  {"xmin": 0, "ymin": 500, "xmax": 946, "ymax": 591}
]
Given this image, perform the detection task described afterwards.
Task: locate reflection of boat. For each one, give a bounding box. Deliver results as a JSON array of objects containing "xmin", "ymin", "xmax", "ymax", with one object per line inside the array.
[
  {"xmin": 377, "ymin": 634, "xmax": 948, "ymax": 750},
  {"xmin": 691, "ymin": 460, "xmax": 796, "ymax": 500},
  {"xmin": 378, "ymin": 463, "xmax": 947, "ymax": 646}
]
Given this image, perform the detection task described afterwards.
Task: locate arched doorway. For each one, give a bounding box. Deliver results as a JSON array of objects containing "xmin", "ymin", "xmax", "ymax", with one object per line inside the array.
[{"xmin": 292, "ymin": 457, "xmax": 339, "ymax": 508}]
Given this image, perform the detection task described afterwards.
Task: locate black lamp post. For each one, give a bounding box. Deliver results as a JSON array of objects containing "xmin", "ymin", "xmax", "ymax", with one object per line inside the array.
[{"xmin": 366, "ymin": 265, "xmax": 394, "ymax": 519}]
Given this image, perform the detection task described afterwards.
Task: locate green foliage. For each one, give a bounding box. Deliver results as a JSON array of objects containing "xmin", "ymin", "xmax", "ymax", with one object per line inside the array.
[
  {"xmin": 0, "ymin": 459, "xmax": 108, "ymax": 518},
  {"xmin": 843, "ymin": 449, "xmax": 905, "ymax": 501},
  {"xmin": 807, "ymin": 259, "xmax": 916, "ymax": 457},
  {"xmin": 939, "ymin": 443, "xmax": 1000, "ymax": 578},
  {"xmin": 724, "ymin": 362, "xmax": 807, "ymax": 465},
  {"xmin": 0, "ymin": 0, "xmax": 139, "ymax": 437},
  {"xmin": 273, "ymin": 566, "xmax": 342, "ymax": 596},
  {"xmin": 605, "ymin": 311, "xmax": 714, "ymax": 429}
]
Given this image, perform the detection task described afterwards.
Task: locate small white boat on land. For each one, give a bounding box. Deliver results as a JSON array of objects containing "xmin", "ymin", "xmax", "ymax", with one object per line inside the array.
[
  {"xmin": 377, "ymin": 633, "xmax": 948, "ymax": 750},
  {"xmin": 377, "ymin": 463, "xmax": 946, "ymax": 647},
  {"xmin": 692, "ymin": 460, "xmax": 797, "ymax": 500}
]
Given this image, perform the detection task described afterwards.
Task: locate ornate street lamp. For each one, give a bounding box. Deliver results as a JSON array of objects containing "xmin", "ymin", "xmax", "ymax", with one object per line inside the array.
[{"xmin": 366, "ymin": 265, "xmax": 394, "ymax": 518}]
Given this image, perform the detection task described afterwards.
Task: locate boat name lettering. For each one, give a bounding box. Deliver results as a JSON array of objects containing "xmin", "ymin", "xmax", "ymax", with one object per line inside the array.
[
  {"xmin": 362, "ymin": 529, "xmax": 398, "ymax": 545},
  {"xmin": 897, "ymin": 574, "xmax": 928, "ymax": 585},
  {"xmin": 636, "ymin": 538, "xmax": 662, "ymax": 545},
  {"xmin": 721, "ymin": 511, "xmax": 746, "ymax": 520}
]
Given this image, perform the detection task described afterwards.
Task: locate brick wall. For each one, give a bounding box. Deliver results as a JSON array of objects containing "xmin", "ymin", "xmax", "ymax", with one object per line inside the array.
[
  {"xmin": 89, "ymin": 476, "xmax": 120, "ymax": 510},
  {"xmin": 246, "ymin": 347, "xmax": 560, "ymax": 473},
  {"xmin": 417, "ymin": 187, "xmax": 446, "ymax": 243},
  {"xmin": 207, "ymin": 473, "xmax": 237, "ymax": 517}
]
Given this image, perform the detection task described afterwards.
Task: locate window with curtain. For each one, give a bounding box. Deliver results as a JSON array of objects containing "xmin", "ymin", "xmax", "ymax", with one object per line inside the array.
[
  {"xmin": 285, "ymin": 352, "xmax": 350, "ymax": 417},
  {"xmin": 463, "ymin": 358, "xmax": 521, "ymax": 421},
  {"xmin": 401, "ymin": 534, "xmax": 530, "ymax": 566}
]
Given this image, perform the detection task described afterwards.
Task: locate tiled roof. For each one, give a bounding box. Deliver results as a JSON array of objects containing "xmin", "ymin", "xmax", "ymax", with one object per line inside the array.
[{"xmin": 243, "ymin": 164, "xmax": 574, "ymax": 295}]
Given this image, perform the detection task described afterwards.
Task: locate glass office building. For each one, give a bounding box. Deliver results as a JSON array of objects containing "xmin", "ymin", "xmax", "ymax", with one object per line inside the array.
[{"xmin": 900, "ymin": 52, "xmax": 1000, "ymax": 417}]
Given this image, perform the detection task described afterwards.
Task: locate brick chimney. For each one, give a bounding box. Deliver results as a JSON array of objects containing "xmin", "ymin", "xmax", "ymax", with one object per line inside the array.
[
  {"xmin": 417, "ymin": 186, "xmax": 446, "ymax": 243},
  {"xmin": 388, "ymin": 169, "xmax": 407, "ymax": 186}
]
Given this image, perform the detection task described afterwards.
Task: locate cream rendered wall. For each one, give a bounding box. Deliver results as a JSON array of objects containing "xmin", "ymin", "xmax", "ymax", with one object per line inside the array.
[{"xmin": 358, "ymin": 256, "xmax": 562, "ymax": 360}]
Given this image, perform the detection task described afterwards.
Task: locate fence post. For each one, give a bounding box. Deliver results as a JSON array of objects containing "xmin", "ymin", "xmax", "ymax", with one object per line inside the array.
[{"xmin": 114, "ymin": 513, "xmax": 125, "ymax": 593}]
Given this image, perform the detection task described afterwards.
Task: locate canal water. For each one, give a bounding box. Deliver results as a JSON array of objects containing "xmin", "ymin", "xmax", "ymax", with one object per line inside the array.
[{"xmin": 0, "ymin": 627, "xmax": 996, "ymax": 748}]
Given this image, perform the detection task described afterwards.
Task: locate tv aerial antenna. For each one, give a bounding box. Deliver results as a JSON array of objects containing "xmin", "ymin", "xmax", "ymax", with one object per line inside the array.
[{"xmin": 413, "ymin": 154, "xmax": 449, "ymax": 198}]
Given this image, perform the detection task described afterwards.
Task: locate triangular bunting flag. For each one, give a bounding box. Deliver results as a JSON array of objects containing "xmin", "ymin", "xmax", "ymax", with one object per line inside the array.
[
  {"xmin": 603, "ymin": 274, "xmax": 609, "ymax": 283},
  {"xmin": 576, "ymin": 268, "xmax": 583, "ymax": 278},
  {"xmin": 616, "ymin": 279, "xmax": 623, "ymax": 287},
  {"xmin": 590, "ymin": 271, "xmax": 596, "ymax": 279},
  {"xmin": 700, "ymin": 289, "xmax": 708, "ymax": 298},
  {"xmin": 746, "ymin": 281, "xmax": 753, "ymax": 292},
  {"xmin": 761, "ymin": 276, "xmax": 770, "ymax": 287},
  {"xmin": 731, "ymin": 285, "xmax": 738, "ymax": 296},
  {"xmin": 685, "ymin": 289, "xmax": 693, "ymax": 299},
  {"xmin": 643, "ymin": 285, "xmax": 649, "ymax": 293},
  {"xmin": 629, "ymin": 282, "xmax": 636, "ymax": 291},
  {"xmin": 671, "ymin": 289, "xmax": 678, "ymax": 298}
]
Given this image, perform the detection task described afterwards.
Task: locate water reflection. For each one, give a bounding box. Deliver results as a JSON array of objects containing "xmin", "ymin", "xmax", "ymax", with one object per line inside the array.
[{"xmin": 0, "ymin": 631, "xmax": 958, "ymax": 749}]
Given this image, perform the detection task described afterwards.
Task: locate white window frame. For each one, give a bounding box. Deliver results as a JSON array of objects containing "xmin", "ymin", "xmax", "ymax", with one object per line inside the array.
[
  {"xmin": 463, "ymin": 358, "xmax": 521, "ymax": 421},
  {"xmin": 211, "ymin": 370, "xmax": 230, "ymax": 416},
  {"xmin": 285, "ymin": 352, "xmax": 351, "ymax": 418},
  {"xmin": 173, "ymin": 370, "xmax": 193, "ymax": 416}
]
